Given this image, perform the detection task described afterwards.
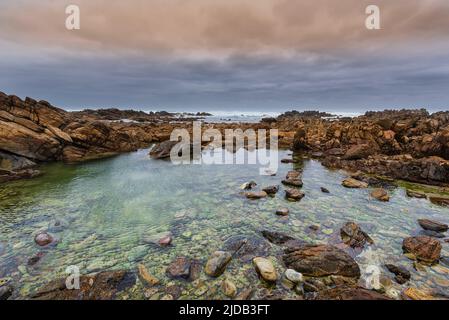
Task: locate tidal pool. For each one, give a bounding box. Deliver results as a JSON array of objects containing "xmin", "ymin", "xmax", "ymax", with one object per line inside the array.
[{"xmin": 0, "ymin": 148, "xmax": 448, "ymax": 299}]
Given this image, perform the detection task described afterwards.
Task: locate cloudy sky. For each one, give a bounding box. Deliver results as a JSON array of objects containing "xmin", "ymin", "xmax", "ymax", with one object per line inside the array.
[{"xmin": 0, "ymin": 0, "xmax": 449, "ymax": 112}]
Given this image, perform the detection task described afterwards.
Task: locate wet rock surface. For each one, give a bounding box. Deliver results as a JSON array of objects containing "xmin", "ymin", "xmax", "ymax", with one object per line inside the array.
[
  {"xmin": 285, "ymin": 189, "xmax": 305, "ymax": 201},
  {"xmin": 418, "ymin": 219, "xmax": 448, "ymax": 233},
  {"xmin": 204, "ymin": 251, "xmax": 232, "ymax": 277},
  {"xmin": 402, "ymin": 236, "xmax": 442, "ymax": 264},
  {"xmin": 385, "ymin": 264, "xmax": 411, "ymax": 284},
  {"xmin": 340, "ymin": 222, "xmax": 374, "ymax": 249},
  {"xmin": 314, "ymin": 286, "xmax": 392, "ymax": 300},
  {"xmin": 283, "ymin": 244, "xmax": 361, "ymax": 278}
]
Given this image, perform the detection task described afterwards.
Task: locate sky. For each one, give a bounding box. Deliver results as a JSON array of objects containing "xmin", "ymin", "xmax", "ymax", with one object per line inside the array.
[{"xmin": 0, "ymin": 0, "xmax": 449, "ymax": 112}]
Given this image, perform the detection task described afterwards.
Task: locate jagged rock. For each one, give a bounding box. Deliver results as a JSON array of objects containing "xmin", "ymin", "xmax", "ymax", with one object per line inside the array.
[
  {"xmin": 370, "ymin": 188, "xmax": 390, "ymax": 201},
  {"xmin": 402, "ymin": 236, "xmax": 442, "ymax": 264},
  {"xmin": 418, "ymin": 219, "xmax": 448, "ymax": 233},
  {"xmin": 32, "ymin": 270, "xmax": 135, "ymax": 300},
  {"xmin": 342, "ymin": 178, "xmax": 368, "ymax": 188},
  {"xmin": 283, "ymin": 244, "xmax": 361, "ymax": 278},
  {"xmin": 340, "ymin": 222, "xmax": 374, "ymax": 249},
  {"xmin": 204, "ymin": 251, "xmax": 232, "ymax": 277},
  {"xmin": 285, "ymin": 189, "xmax": 305, "ymax": 201},
  {"xmin": 253, "ymin": 257, "xmax": 277, "ymax": 282}
]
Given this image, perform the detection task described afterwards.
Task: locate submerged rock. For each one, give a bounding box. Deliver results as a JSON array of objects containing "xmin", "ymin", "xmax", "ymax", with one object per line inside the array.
[
  {"xmin": 261, "ymin": 230, "xmax": 297, "ymax": 246},
  {"xmin": 34, "ymin": 232, "xmax": 54, "ymax": 247},
  {"xmin": 222, "ymin": 235, "xmax": 270, "ymax": 262},
  {"xmin": 0, "ymin": 285, "xmax": 13, "ymax": 300},
  {"xmin": 340, "ymin": 222, "xmax": 374, "ymax": 249},
  {"xmin": 32, "ymin": 270, "xmax": 135, "ymax": 300},
  {"xmin": 137, "ymin": 264, "xmax": 160, "ymax": 287},
  {"xmin": 235, "ymin": 288, "xmax": 254, "ymax": 300},
  {"xmin": 253, "ymin": 257, "xmax": 277, "ymax": 282},
  {"xmin": 221, "ymin": 279, "xmax": 237, "ymax": 298},
  {"xmin": 418, "ymin": 219, "xmax": 448, "ymax": 233},
  {"xmin": 320, "ymin": 187, "xmax": 330, "ymax": 193},
  {"xmin": 314, "ymin": 286, "xmax": 391, "ymax": 300},
  {"xmin": 275, "ymin": 208, "xmax": 289, "ymax": 216},
  {"xmin": 283, "ymin": 244, "xmax": 361, "ymax": 278},
  {"xmin": 385, "ymin": 264, "xmax": 411, "ymax": 284},
  {"xmin": 142, "ymin": 231, "xmax": 173, "ymax": 246},
  {"xmin": 370, "ymin": 188, "xmax": 390, "ymax": 201},
  {"xmin": 27, "ymin": 252, "xmax": 45, "ymax": 266},
  {"xmin": 342, "ymin": 178, "xmax": 368, "ymax": 188},
  {"xmin": 204, "ymin": 251, "xmax": 232, "ymax": 277},
  {"xmin": 166, "ymin": 256, "xmax": 198, "ymax": 280},
  {"xmin": 402, "ymin": 287, "xmax": 435, "ymax": 300},
  {"xmin": 240, "ymin": 181, "xmax": 257, "ymax": 190},
  {"xmin": 402, "ymin": 236, "xmax": 441, "ymax": 264},
  {"xmin": 285, "ymin": 189, "xmax": 305, "ymax": 201}
]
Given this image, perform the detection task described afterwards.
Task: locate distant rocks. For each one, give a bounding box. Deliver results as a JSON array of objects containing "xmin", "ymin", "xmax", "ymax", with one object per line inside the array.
[
  {"xmin": 285, "ymin": 189, "xmax": 305, "ymax": 201},
  {"xmin": 283, "ymin": 244, "xmax": 360, "ymax": 278},
  {"xmin": 342, "ymin": 178, "xmax": 368, "ymax": 189},
  {"xmin": 34, "ymin": 232, "xmax": 54, "ymax": 247},
  {"xmin": 402, "ymin": 236, "xmax": 441, "ymax": 264},
  {"xmin": 204, "ymin": 251, "xmax": 232, "ymax": 277},
  {"xmin": 253, "ymin": 257, "xmax": 277, "ymax": 282}
]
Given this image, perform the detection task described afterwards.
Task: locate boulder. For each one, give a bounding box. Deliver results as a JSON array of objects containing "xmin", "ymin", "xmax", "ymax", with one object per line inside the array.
[
  {"xmin": 283, "ymin": 244, "xmax": 361, "ymax": 278},
  {"xmin": 204, "ymin": 251, "xmax": 232, "ymax": 277},
  {"xmin": 253, "ymin": 257, "xmax": 277, "ymax": 282},
  {"xmin": 342, "ymin": 144, "xmax": 376, "ymax": 160},
  {"xmin": 418, "ymin": 219, "xmax": 448, "ymax": 233},
  {"xmin": 402, "ymin": 236, "xmax": 441, "ymax": 264},
  {"xmin": 240, "ymin": 181, "xmax": 257, "ymax": 190}
]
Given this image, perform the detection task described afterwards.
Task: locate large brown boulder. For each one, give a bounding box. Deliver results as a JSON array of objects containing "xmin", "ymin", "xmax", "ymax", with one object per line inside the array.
[
  {"xmin": 402, "ymin": 236, "xmax": 441, "ymax": 264},
  {"xmin": 283, "ymin": 244, "xmax": 361, "ymax": 278}
]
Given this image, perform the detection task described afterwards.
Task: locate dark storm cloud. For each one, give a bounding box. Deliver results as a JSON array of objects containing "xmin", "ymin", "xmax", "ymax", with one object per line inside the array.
[{"xmin": 0, "ymin": 0, "xmax": 449, "ymax": 111}]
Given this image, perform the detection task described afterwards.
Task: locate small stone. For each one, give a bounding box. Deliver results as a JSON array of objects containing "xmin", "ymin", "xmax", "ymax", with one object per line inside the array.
[
  {"xmin": 276, "ymin": 208, "xmax": 289, "ymax": 216},
  {"xmin": 221, "ymin": 279, "xmax": 237, "ymax": 298},
  {"xmin": 166, "ymin": 256, "xmax": 191, "ymax": 280},
  {"xmin": 160, "ymin": 294, "xmax": 174, "ymax": 300},
  {"xmin": 342, "ymin": 178, "xmax": 368, "ymax": 188},
  {"xmin": 240, "ymin": 181, "xmax": 257, "ymax": 190},
  {"xmin": 253, "ymin": 257, "xmax": 277, "ymax": 282},
  {"xmin": 158, "ymin": 235, "xmax": 172, "ymax": 247},
  {"xmin": 284, "ymin": 269, "xmax": 303, "ymax": 283},
  {"xmin": 245, "ymin": 191, "xmax": 267, "ymax": 199},
  {"xmin": 406, "ymin": 190, "xmax": 427, "ymax": 199},
  {"xmin": 285, "ymin": 189, "xmax": 305, "ymax": 201},
  {"xmin": 262, "ymin": 185, "xmax": 279, "ymax": 195},
  {"xmin": 320, "ymin": 187, "xmax": 330, "ymax": 193},
  {"xmin": 34, "ymin": 232, "xmax": 53, "ymax": 246},
  {"xmin": 370, "ymin": 188, "xmax": 390, "ymax": 201},
  {"xmin": 137, "ymin": 264, "xmax": 160, "ymax": 287},
  {"xmin": 418, "ymin": 219, "xmax": 448, "ymax": 233},
  {"xmin": 205, "ymin": 251, "xmax": 232, "ymax": 277}
]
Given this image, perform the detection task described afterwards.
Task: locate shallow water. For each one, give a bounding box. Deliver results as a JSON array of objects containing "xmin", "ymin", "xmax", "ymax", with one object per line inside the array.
[{"xmin": 0, "ymin": 148, "xmax": 448, "ymax": 299}]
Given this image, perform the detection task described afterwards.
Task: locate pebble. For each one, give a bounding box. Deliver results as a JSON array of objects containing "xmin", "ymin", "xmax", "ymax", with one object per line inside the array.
[{"xmin": 221, "ymin": 279, "xmax": 237, "ymax": 298}]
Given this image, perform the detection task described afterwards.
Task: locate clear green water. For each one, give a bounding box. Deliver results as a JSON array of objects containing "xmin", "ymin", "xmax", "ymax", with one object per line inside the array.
[{"xmin": 0, "ymin": 148, "xmax": 448, "ymax": 299}]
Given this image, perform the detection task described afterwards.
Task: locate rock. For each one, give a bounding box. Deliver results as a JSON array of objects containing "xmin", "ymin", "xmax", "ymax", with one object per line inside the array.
[
  {"xmin": 143, "ymin": 231, "xmax": 173, "ymax": 246},
  {"xmin": 406, "ymin": 190, "xmax": 427, "ymax": 199},
  {"xmin": 340, "ymin": 222, "xmax": 374, "ymax": 249},
  {"xmin": 149, "ymin": 140, "xmax": 179, "ymax": 159},
  {"xmin": 283, "ymin": 244, "xmax": 361, "ymax": 278},
  {"xmin": 27, "ymin": 252, "xmax": 45, "ymax": 266},
  {"xmin": 137, "ymin": 264, "xmax": 159, "ymax": 287},
  {"xmin": 204, "ymin": 251, "xmax": 232, "ymax": 277},
  {"xmin": 165, "ymin": 285, "xmax": 182, "ymax": 300},
  {"xmin": 285, "ymin": 189, "xmax": 305, "ymax": 201},
  {"xmin": 385, "ymin": 264, "xmax": 411, "ymax": 284},
  {"xmin": 32, "ymin": 270, "xmax": 135, "ymax": 300},
  {"xmin": 261, "ymin": 230, "xmax": 299, "ymax": 246},
  {"xmin": 222, "ymin": 235, "xmax": 270, "ymax": 262},
  {"xmin": 402, "ymin": 236, "xmax": 441, "ymax": 264},
  {"xmin": 0, "ymin": 285, "xmax": 13, "ymax": 300},
  {"xmin": 370, "ymin": 188, "xmax": 390, "ymax": 201},
  {"xmin": 315, "ymin": 286, "xmax": 392, "ymax": 300},
  {"xmin": 262, "ymin": 185, "xmax": 279, "ymax": 195},
  {"xmin": 342, "ymin": 178, "xmax": 368, "ymax": 188},
  {"xmin": 281, "ymin": 158, "xmax": 294, "ymax": 164},
  {"xmin": 34, "ymin": 232, "xmax": 54, "ymax": 246},
  {"xmin": 342, "ymin": 144, "xmax": 375, "ymax": 160},
  {"xmin": 252, "ymin": 257, "xmax": 277, "ymax": 282},
  {"xmin": 127, "ymin": 245, "xmax": 148, "ymax": 262},
  {"xmin": 420, "ymin": 230, "xmax": 446, "ymax": 238},
  {"xmin": 282, "ymin": 171, "xmax": 303, "ymax": 187},
  {"xmin": 320, "ymin": 187, "xmax": 330, "ymax": 193},
  {"xmin": 402, "ymin": 287, "xmax": 434, "ymax": 300},
  {"xmin": 160, "ymin": 294, "xmax": 174, "ymax": 300},
  {"xmin": 240, "ymin": 181, "xmax": 257, "ymax": 190},
  {"xmin": 166, "ymin": 256, "xmax": 193, "ymax": 280},
  {"xmin": 235, "ymin": 288, "xmax": 254, "ymax": 300},
  {"xmin": 418, "ymin": 219, "xmax": 448, "ymax": 233},
  {"xmin": 284, "ymin": 269, "xmax": 303, "ymax": 284},
  {"xmin": 158, "ymin": 235, "xmax": 173, "ymax": 247},
  {"xmin": 275, "ymin": 208, "xmax": 289, "ymax": 216},
  {"xmin": 245, "ymin": 191, "xmax": 267, "ymax": 199},
  {"xmin": 221, "ymin": 279, "xmax": 237, "ymax": 298},
  {"xmin": 429, "ymin": 196, "xmax": 449, "ymax": 207}
]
